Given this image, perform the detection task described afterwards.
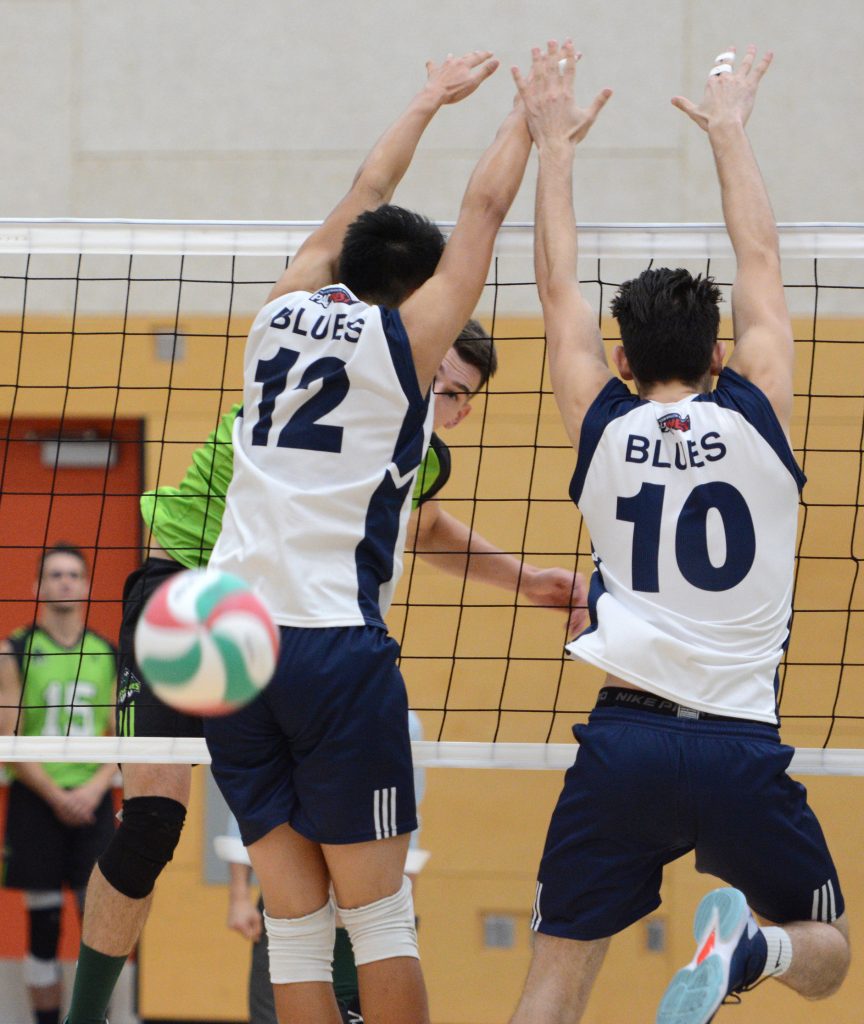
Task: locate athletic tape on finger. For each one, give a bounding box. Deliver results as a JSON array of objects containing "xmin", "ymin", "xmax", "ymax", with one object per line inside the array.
[
  {"xmin": 710, "ymin": 64, "xmax": 733, "ymax": 76},
  {"xmin": 714, "ymin": 51, "xmax": 736, "ymax": 63}
]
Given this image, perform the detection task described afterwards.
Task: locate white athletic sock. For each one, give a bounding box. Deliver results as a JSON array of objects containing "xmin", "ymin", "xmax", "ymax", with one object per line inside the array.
[{"xmin": 761, "ymin": 926, "xmax": 793, "ymax": 978}]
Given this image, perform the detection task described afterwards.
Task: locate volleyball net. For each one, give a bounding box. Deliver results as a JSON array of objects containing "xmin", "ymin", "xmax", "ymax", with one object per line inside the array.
[{"xmin": 0, "ymin": 220, "xmax": 861, "ymax": 773}]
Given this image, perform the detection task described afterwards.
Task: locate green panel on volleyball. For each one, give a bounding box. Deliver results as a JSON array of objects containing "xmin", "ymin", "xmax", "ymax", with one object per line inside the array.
[
  {"xmin": 194, "ymin": 572, "xmax": 250, "ymax": 620},
  {"xmin": 211, "ymin": 633, "xmax": 261, "ymax": 702},
  {"xmin": 140, "ymin": 642, "xmax": 203, "ymax": 687}
]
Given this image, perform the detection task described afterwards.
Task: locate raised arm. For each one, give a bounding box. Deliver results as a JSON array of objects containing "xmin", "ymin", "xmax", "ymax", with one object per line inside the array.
[
  {"xmin": 268, "ymin": 51, "xmax": 499, "ymax": 302},
  {"xmin": 673, "ymin": 46, "xmax": 793, "ymax": 430},
  {"xmin": 399, "ymin": 100, "xmax": 533, "ymax": 393},
  {"xmin": 511, "ymin": 42, "xmax": 614, "ymax": 449}
]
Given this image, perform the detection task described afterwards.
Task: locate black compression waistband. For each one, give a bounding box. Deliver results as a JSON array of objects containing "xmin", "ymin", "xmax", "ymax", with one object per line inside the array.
[{"xmin": 595, "ymin": 686, "xmax": 744, "ymax": 723}]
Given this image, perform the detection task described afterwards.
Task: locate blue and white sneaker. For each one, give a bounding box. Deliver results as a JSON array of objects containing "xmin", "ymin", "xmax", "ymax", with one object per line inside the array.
[{"xmin": 656, "ymin": 888, "xmax": 767, "ymax": 1024}]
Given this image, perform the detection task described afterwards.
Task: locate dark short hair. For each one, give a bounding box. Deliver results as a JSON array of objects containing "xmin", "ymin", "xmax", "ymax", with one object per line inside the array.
[
  {"xmin": 39, "ymin": 543, "xmax": 89, "ymax": 579},
  {"xmin": 337, "ymin": 204, "xmax": 445, "ymax": 308},
  {"xmin": 453, "ymin": 319, "xmax": 498, "ymax": 392},
  {"xmin": 610, "ymin": 268, "xmax": 722, "ymax": 387}
]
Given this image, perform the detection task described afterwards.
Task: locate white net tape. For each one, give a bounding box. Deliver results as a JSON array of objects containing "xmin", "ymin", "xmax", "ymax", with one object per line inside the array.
[
  {"xmin": 0, "ymin": 217, "xmax": 861, "ymax": 259},
  {"xmin": 0, "ymin": 737, "xmax": 862, "ymax": 776}
]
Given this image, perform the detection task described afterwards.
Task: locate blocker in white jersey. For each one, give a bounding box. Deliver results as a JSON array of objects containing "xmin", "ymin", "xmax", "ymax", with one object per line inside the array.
[
  {"xmin": 507, "ymin": 41, "xmax": 850, "ymax": 1024},
  {"xmin": 210, "ymin": 284, "xmax": 433, "ymax": 629},
  {"xmin": 567, "ymin": 367, "xmax": 805, "ymax": 724}
]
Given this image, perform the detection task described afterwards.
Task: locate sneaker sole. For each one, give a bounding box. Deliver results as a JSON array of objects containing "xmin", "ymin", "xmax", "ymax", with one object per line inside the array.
[{"xmin": 656, "ymin": 888, "xmax": 749, "ymax": 1024}]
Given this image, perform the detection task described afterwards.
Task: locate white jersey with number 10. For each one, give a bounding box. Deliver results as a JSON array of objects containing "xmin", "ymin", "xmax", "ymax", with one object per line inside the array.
[{"xmin": 567, "ymin": 369, "xmax": 805, "ymax": 724}]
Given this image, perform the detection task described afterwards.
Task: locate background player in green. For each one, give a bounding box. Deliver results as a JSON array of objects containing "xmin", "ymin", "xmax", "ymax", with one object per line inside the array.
[{"xmin": 0, "ymin": 545, "xmax": 126, "ymax": 1024}]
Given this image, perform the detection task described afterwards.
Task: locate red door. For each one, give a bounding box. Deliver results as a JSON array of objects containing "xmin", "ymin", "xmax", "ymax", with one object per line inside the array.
[{"xmin": 0, "ymin": 416, "xmax": 143, "ymax": 959}]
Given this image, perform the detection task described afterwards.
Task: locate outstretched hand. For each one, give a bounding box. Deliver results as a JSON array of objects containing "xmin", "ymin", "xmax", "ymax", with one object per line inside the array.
[
  {"xmin": 519, "ymin": 567, "xmax": 589, "ymax": 639},
  {"xmin": 424, "ymin": 50, "xmax": 500, "ymax": 106},
  {"xmin": 511, "ymin": 39, "xmax": 612, "ymax": 148},
  {"xmin": 672, "ymin": 45, "xmax": 773, "ymax": 132}
]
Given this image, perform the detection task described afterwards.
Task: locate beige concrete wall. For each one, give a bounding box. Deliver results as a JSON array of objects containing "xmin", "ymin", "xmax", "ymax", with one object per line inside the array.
[{"xmin": 0, "ymin": 1, "xmax": 861, "ymax": 225}]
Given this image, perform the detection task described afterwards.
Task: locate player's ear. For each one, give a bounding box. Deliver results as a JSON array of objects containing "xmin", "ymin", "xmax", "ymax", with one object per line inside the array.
[
  {"xmin": 612, "ymin": 345, "xmax": 634, "ymax": 381},
  {"xmin": 445, "ymin": 403, "xmax": 472, "ymax": 430},
  {"xmin": 710, "ymin": 340, "xmax": 726, "ymax": 375}
]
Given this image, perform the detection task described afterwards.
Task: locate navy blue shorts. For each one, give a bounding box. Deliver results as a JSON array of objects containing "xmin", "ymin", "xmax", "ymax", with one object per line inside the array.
[
  {"xmin": 533, "ymin": 704, "xmax": 844, "ymax": 941},
  {"xmin": 203, "ymin": 625, "xmax": 417, "ymax": 847}
]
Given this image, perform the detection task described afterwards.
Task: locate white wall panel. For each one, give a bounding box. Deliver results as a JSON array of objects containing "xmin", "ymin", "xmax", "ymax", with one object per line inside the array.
[{"xmin": 0, "ymin": 0, "xmax": 859, "ymax": 222}]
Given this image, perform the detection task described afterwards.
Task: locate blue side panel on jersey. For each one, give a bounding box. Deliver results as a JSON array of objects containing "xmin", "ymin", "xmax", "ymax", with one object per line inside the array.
[
  {"xmin": 355, "ymin": 394, "xmax": 429, "ymax": 627},
  {"xmin": 353, "ymin": 307, "xmax": 430, "ymax": 624},
  {"xmin": 381, "ymin": 307, "xmax": 427, "ymax": 409},
  {"xmin": 577, "ymin": 558, "xmax": 607, "ymax": 639},
  {"xmin": 570, "ymin": 378, "xmax": 643, "ymax": 505},
  {"xmin": 380, "ymin": 306, "xmax": 431, "ymax": 476},
  {"xmin": 696, "ymin": 368, "xmax": 806, "ymax": 491},
  {"xmin": 355, "ymin": 473, "xmax": 413, "ymax": 627}
]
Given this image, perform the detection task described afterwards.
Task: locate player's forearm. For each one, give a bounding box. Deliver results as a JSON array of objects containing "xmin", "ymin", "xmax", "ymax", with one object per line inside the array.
[
  {"xmin": 459, "ymin": 106, "xmax": 532, "ymax": 226},
  {"xmin": 228, "ymin": 862, "xmax": 254, "ymax": 900},
  {"xmin": 709, "ymin": 121, "xmax": 780, "ymax": 265},
  {"xmin": 14, "ymin": 761, "xmax": 65, "ymax": 804},
  {"xmin": 0, "ymin": 655, "xmax": 21, "ymax": 735},
  {"xmin": 351, "ymin": 87, "xmax": 448, "ymax": 207},
  {"xmin": 534, "ymin": 138, "xmax": 607, "ymax": 402},
  {"xmin": 416, "ymin": 509, "xmax": 526, "ymax": 591},
  {"xmin": 0, "ymin": 703, "xmax": 15, "ymax": 736},
  {"xmin": 535, "ymin": 140, "xmax": 580, "ymax": 302},
  {"xmin": 86, "ymin": 762, "xmax": 119, "ymax": 796}
]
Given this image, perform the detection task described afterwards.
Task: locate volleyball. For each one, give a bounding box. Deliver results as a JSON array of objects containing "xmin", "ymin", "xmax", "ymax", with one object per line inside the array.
[{"xmin": 134, "ymin": 568, "xmax": 279, "ymax": 716}]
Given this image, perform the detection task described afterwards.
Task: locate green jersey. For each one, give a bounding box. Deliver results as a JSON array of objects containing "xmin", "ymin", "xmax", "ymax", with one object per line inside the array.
[
  {"xmin": 8, "ymin": 626, "xmax": 117, "ymax": 788},
  {"xmin": 141, "ymin": 407, "xmax": 451, "ymax": 569},
  {"xmin": 140, "ymin": 405, "xmax": 238, "ymax": 569}
]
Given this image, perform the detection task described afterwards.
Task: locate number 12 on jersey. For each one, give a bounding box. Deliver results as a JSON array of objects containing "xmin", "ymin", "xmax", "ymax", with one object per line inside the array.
[{"xmin": 252, "ymin": 347, "xmax": 349, "ymax": 454}]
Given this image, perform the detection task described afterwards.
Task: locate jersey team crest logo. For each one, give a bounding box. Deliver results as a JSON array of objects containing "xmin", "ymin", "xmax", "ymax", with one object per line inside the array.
[
  {"xmin": 658, "ymin": 412, "xmax": 691, "ymax": 433},
  {"xmin": 310, "ymin": 286, "xmax": 358, "ymax": 308}
]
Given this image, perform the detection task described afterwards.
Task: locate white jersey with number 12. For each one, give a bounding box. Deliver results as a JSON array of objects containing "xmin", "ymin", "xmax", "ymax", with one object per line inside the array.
[{"xmin": 210, "ymin": 285, "xmax": 433, "ymax": 629}]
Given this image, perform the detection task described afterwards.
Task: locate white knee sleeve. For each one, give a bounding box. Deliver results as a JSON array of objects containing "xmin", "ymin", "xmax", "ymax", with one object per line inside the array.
[
  {"xmin": 23, "ymin": 954, "xmax": 61, "ymax": 988},
  {"xmin": 338, "ymin": 876, "xmax": 418, "ymax": 965},
  {"xmin": 264, "ymin": 899, "xmax": 336, "ymax": 984}
]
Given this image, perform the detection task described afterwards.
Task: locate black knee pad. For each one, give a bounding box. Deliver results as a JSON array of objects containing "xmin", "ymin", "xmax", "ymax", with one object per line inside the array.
[
  {"xmin": 98, "ymin": 796, "xmax": 187, "ymax": 900},
  {"xmin": 28, "ymin": 905, "xmax": 61, "ymax": 962}
]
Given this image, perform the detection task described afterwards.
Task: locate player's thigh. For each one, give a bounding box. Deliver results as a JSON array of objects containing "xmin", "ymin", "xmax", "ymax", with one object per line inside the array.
[
  {"xmin": 247, "ymin": 821, "xmax": 330, "ymax": 918},
  {"xmin": 535, "ymin": 712, "xmax": 693, "ymax": 941},
  {"xmin": 285, "ymin": 627, "xmax": 417, "ymax": 845},
  {"xmin": 121, "ymin": 761, "xmax": 193, "ymax": 804},
  {"xmin": 693, "ymin": 726, "xmax": 845, "ymax": 925},
  {"xmin": 323, "ymin": 833, "xmax": 411, "ymax": 909}
]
